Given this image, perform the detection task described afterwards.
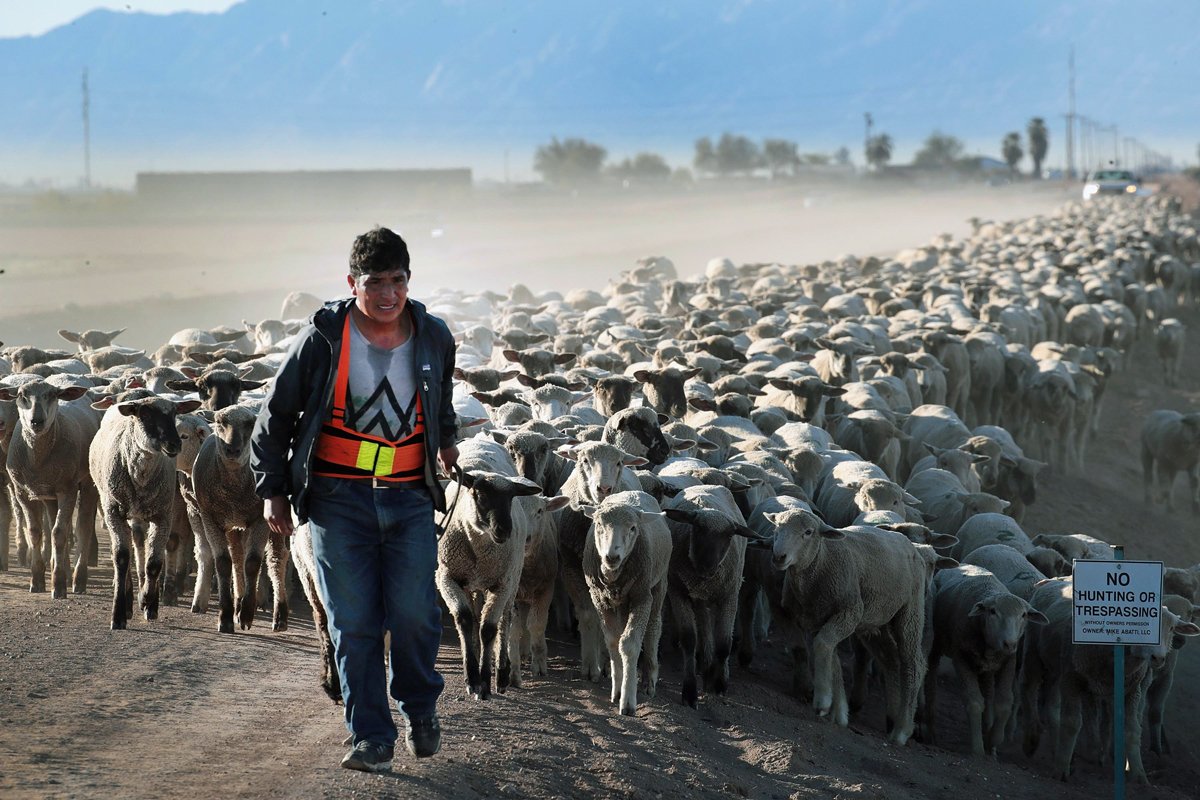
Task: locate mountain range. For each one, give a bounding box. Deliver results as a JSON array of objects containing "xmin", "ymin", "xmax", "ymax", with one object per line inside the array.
[{"xmin": 2, "ymin": 0, "xmax": 1197, "ymax": 185}]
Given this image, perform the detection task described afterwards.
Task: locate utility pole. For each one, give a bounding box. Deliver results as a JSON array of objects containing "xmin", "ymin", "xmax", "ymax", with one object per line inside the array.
[
  {"xmin": 864, "ymin": 112, "xmax": 874, "ymax": 169},
  {"xmin": 1065, "ymin": 45, "xmax": 1075, "ymax": 180},
  {"xmin": 82, "ymin": 67, "xmax": 92, "ymax": 188}
]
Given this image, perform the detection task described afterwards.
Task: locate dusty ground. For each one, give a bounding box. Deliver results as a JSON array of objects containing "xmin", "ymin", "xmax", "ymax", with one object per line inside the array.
[{"xmin": 1, "ymin": 182, "xmax": 1198, "ymax": 800}]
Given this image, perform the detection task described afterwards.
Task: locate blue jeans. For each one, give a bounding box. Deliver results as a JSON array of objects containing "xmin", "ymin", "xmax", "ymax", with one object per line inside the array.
[{"xmin": 307, "ymin": 476, "xmax": 445, "ymax": 747}]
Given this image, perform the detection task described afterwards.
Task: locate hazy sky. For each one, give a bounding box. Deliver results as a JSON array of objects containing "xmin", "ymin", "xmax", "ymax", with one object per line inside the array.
[{"xmin": 0, "ymin": 1, "xmax": 239, "ymax": 38}]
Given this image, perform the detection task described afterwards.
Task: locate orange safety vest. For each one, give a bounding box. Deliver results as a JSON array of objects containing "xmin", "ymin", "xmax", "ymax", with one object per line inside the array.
[{"xmin": 312, "ymin": 315, "xmax": 426, "ymax": 483}]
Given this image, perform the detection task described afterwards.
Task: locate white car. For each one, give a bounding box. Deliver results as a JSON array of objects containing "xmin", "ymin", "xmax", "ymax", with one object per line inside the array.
[{"xmin": 1082, "ymin": 169, "xmax": 1140, "ymax": 200}]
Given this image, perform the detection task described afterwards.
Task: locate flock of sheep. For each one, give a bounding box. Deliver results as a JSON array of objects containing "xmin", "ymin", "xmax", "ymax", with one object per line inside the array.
[{"xmin": 2, "ymin": 193, "xmax": 1200, "ymax": 787}]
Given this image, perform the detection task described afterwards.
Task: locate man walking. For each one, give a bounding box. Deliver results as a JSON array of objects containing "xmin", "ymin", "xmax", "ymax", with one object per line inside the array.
[{"xmin": 251, "ymin": 226, "xmax": 458, "ymax": 772}]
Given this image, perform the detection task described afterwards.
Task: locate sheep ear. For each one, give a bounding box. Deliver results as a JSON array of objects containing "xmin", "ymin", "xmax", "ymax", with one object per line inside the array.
[
  {"xmin": 460, "ymin": 415, "xmax": 489, "ymax": 430},
  {"xmin": 544, "ymin": 495, "xmax": 572, "ymax": 513},
  {"xmin": 663, "ymin": 508, "xmax": 697, "ymax": 526},
  {"xmin": 1176, "ymin": 621, "xmax": 1200, "ymax": 637},
  {"xmin": 516, "ymin": 374, "xmax": 539, "ymax": 387},
  {"xmin": 500, "ymin": 370, "xmax": 522, "ymax": 381},
  {"xmin": 818, "ymin": 522, "xmax": 845, "ymax": 540},
  {"xmin": 935, "ymin": 556, "xmax": 960, "ymax": 570},
  {"xmin": 502, "ymin": 350, "xmax": 522, "ymax": 363},
  {"xmin": 239, "ymin": 380, "xmax": 266, "ymax": 391},
  {"xmin": 681, "ymin": 367, "xmax": 702, "ymax": 380},
  {"xmin": 181, "ymin": 366, "xmax": 201, "ymax": 379},
  {"xmin": 555, "ymin": 445, "xmax": 579, "ymax": 461},
  {"xmin": 579, "ymin": 504, "xmax": 597, "ymax": 520},
  {"xmin": 638, "ymin": 510, "xmax": 667, "ymax": 524},
  {"xmin": 633, "ymin": 369, "xmax": 653, "ymax": 383},
  {"xmin": 968, "ymin": 601, "xmax": 990, "ymax": 618},
  {"xmin": 166, "ymin": 380, "xmax": 198, "ymax": 393},
  {"xmin": 452, "ymin": 367, "xmax": 469, "ymax": 381},
  {"xmin": 58, "ymin": 329, "xmax": 83, "ymax": 343},
  {"xmin": 767, "ymin": 378, "xmax": 793, "ymax": 391},
  {"xmin": 90, "ymin": 396, "xmax": 115, "ymax": 410},
  {"xmin": 455, "ymin": 470, "xmax": 478, "ymax": 489},
  {"xmin": 969, "ymin": 453, "xmax": 991, "ymax": 464},
  {"xmin": 1025, "ymin": 609, "xmax": 1050, "ymax": 626},
  {"xmin": 488, "ymin": 428, "xmax": 510, "ymax": 444},
  {"xmin": 55, "ymin": 385, "xmax": 89, "ymax": 402},
  {"xmin": 509, "ymin": 476, "xmax": 543, "ymax": 496},
  {"xmin": 902, "ymin": 491, "xmax": 921, "ymax": 506},
  {"xmin": 763, "ymin": 512, "xmax": 782, "ymax": 526},
  {"xmin": 733, "ymin": 524, "xmax": 768, "ymax": 540},
  {"xmin": 689, "ymin": 397, "xmax": 717, "ymax": 412},
  {"xmin": 174, "ymin": 399, "xmax": 203, "ymax": 415},
  {"xmin": 821, "ymin": 385, "xmax": 846, "ymax": 397},
  {"xmin": 924, "ymin": 443, "xmax": 942, "ymax": 456},
  {"xmin": 657, "ymin": 412, "xmax": 671, "ymax": 426},
  {"xmin": 930, "ymin": 533, "xmax": 959, "ymax": 549},
  {"xmin": 116, "ymin": 401, "xmax": 141, "ymax": 417},
  {"xmin": 621, "ymin": 455, "xmax": 649, "ymax": 467},
  {"xmin": 553, "ymin": 353, "xmax": 577, "ymax": 365}
]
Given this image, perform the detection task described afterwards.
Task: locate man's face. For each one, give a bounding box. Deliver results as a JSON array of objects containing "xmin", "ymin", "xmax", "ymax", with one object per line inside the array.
[{"xmin": 348, "ymin": 268, "xmax": 410, "ymax": 325}]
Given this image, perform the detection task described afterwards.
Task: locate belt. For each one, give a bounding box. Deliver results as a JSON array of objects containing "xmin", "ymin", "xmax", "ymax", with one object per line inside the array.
[{"xmin": 371, "ymin": 477, "xmax": 427, "ymax": 490}]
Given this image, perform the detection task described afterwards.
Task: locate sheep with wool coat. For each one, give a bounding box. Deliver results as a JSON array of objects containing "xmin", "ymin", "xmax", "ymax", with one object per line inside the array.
[
  {"xmin": 661, "ymin": 484, "xmax": 762, "ymax": 707},
  {"xmin": 436, "ymin": 437, "xmax": 544, "ymax": 700},
  {"xmin": 192, "ymin": 405, "xmax": 290, "ymax": 633},
  {"xmin": 963, "ymin": 544, "xmax": 1070, "ymax": 600},
  {"xmin": 769, "ymin": 508, "xmax": 929, "ymax": 744},
  {"xmin": 89, "ymin": 394, "xmax": 201, "ymax": 629},
  {"xmin": 0, "ymin": 381, "xmax": 100, "ymax": 597},
  {"xmin": 903, "ymin": 468, "xmax": 1008, "ymax": 538},
  {"xmin": 1020, "ymin": 578, "xmax": 1200, "ymax": 783},
  {"xmin": 1140, "ymin": 409, "xmax": 1200, "ymax": 513},
  {"xmin": 581, "ymin": 490, "xmax": 673, "ymax": 715},
  {"xmin": 923, "ymin": 564, "xmax": 1048, "ymax": 756}
]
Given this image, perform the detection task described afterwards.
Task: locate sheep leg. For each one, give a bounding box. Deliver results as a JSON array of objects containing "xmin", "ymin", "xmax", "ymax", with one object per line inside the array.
[
  {"xmin": 706, "ymin": 594, "xmax": 737, "ymax": 696},
  {"xmin": 669, "ymin": 592, "xmax": 700, "ymax": 708},
  {"xmin": 506, "ymin": 603, "xmax": 525, "ymax": 688},
  {"xmin": 811, "ymin": 611, "xmax": 858, "ymax": 723},
  {"xmin": 617, "ymin": 600, "xmax": 652, "ymax": 716},
  {"xmin": 140, "ymin": 517, "xmax": 170, "ymax": 621},
  {"xmin": 1147, "ymin": 660, "xmax": 1173, "ymax": 754},
  {"xmin": 848, "ymin": 638, "xmax": 872, "ymax": 713},
  {"xmin": 988, "ymin": 657, "xmax": 1017, "ymax": 755},
  {"xmin": 237, "ymin": 536, "xmax": 263, "ymax": 631},
  {"xmin": 1125, "ymin": 680, "xmax": 1150, "ymax": 784},
  {"xmin": 1053, "ymin": 680, "xmax": 1084, "ymax": 781},
  {"xmin": 477, "ymin": 591, "xmax": 507, "ymax": 698},
  {"xmin": 228, "ymin": 530, "xmax": 247, "ymax": 612},
  {"xmin": 105, "ymin": 507, "xmax": 132, "ymax": 630},
  {"xmin": 640, "ymin": 581, "xmax": 666, "ymax": 700},
  {"xmin": 527, "ymin": 589, "xmax": 555, "ymax": 678},
  {"xmin": 213, "ymin": 545, "xmax": 235, "ymax": 634},
  {"xmin": 265, "ymin": 526, "xmax": 290, "ymax": 632},
  {"xmin": 22, "ymin": 496, "xmax": 47, "ymax": 593},
  {"xmin": 696, "ymin": 603, "xmax": 718, "ymax": 693},
  {"xmin": 600, "ymin": 608, "xmax": 624, "ymax": 708},
  {"xmin": 48, "ymin": 493, "xmax": 77, "ymax": 599},
  {"xmin": 437, "ymin": 572, "xmax": 483, "ymax": 696},
  {"xmin": 0, "ymin": 480, "xmax": 11, "ymax": 572},
  {"xmin": 14, "ymin": 496, "xmax": 29, "ymax": 568},
  {"xmin": 922, "ymin": 641, "xmax": 942, "ymax": 745},
  {"xmin": 889, "ymin": 605, "xmax": 926, "ymax": 745},
  {"xmin": 735, "ymin": 581, "xmax": 759, "ymax": 667},
  {"xmin": 562, "ymin": 567, "xmax": 605, "ymax": 682},
  {"xmin": 72, "ymin": 484, "xmax": 98, "ymax": 594},
  {"xmin": 952, "ymin": 654, "xmax": 988, "ymax": 756},
  {"xmin": 189, "ymin": 505, "xmax": 213, "ymax": 613}
]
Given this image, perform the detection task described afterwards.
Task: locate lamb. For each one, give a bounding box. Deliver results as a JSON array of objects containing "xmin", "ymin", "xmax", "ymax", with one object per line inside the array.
[
  {"xmin": 632, "ymin": 365, "xmax": 700, "ymax": 419},
  {"xmin": 1144, "ymin": 593, "xmax": 1198, "ymax": 755},
  {"xmin": 167, "ymin": 366, "xmax": 265, "ymax": 411},
  {"xmin": 191, "ymin": 405, "xmax": 290, "ymax": 633},
  {"xmin": 89, "ymin": 394, "xmax": 201, "ymax": 629},
  {"xmin": 903, "ymin": 468, "xmax": 1008, "ymax": 537},
  {"xmin": 554, "ymin": 441, "xmax": 647, "ymax": 681},
  {"xmin": 0, "ymin": 380, "xmax": 101, "ymax": 597},
  {"xmin": 923, "ymin": 564, "xmax": 1048, "ymax": 755},
  {"xmin": 963, "ymin": 544, "xmax": 1070, "ymax": 599},
  {"xmin": 166, "ymin": 412, "xmax": 211, "ymax": 607},
  {"xmin": 1029, "ymin": 531, "xmax": 1112, "ymax": 562},
  {"xmin": 1154, "ymin": 319, "xmax": 1186, "ymax": 387},
  {"xmin": 755, "ymin": 375, "xmax": 844, "ymax": 426},
  {"xmin": 436, "ymin": 437, "xmax": 543, "ymax": 699},
  {"xmin": 831, "ymin": 409, "xmax": 910, "ymax": 479},
  {"xmin": 580, "ymin": 490, "xmax": 673, "ymax": 715},
  {"xmin": 950, "ymin": 512, "xmax": 1034, "ymax": 561},
  {"xmin": 661, "ymin": 484, "xmax": 762, "ymax": 707},
  {"xmin": 508, "ymin": 491, "xmax": 571, "ymax": 686},
  {"xmin": 769, "ymin": 507, "xmax": 929, "ymax": 744},
  {"xmin": 603, "ymin": 406, "xmax": 672, "ymax": 467},
  {"xmin": 289, "ymin": 522, "xmax": 341, "ymax": 704},
  {"xmin": 1140, "ymin": 409, "xmax": 1200, "ymax": 513}
]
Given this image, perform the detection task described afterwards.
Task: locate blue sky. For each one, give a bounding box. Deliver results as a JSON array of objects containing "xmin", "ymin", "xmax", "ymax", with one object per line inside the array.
[{"xmin": 0, "ymin": 1, "xmax": 238, "ymax": 38}]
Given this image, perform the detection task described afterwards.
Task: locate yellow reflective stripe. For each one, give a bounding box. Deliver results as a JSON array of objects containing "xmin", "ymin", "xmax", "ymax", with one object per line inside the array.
[
  {"xmin": 356, "ymin": 441, "xmax": 379, "ymax": 473},
  {"xmin": 374, "ymin": 446, "xmax": 395, "ymax": 477}
]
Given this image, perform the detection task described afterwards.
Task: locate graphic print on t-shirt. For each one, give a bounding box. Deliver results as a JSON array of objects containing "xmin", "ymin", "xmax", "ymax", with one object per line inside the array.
[
  {"xmin": 345, "ymin": 378, "xmax": 418, "ymax": 440},
  {"xmin": 345, "ymin": 318, "xmax": 419, "ymax": 441}
]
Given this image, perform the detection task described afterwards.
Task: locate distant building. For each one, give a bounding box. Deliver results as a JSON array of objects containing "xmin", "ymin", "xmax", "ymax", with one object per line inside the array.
[{"xmin": 135, "ymin": 168, "xmax": 472, "ymax": 214}]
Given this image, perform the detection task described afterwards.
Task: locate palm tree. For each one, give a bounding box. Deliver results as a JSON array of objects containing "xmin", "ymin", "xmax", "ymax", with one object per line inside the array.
[
  {"xmin": 1002, "ymin": 132, "xmax": 1024, "ymax": 176},
  {"xmin": 1027, "ymin": 117, "xmax": 1049, "ymax": 179},
  {"xmin": 866, "ymin": 133, "xmax": 893, "ymax": 170}
]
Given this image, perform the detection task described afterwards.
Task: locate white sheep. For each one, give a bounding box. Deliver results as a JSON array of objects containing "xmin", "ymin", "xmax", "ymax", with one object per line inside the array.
[{"xmin": 581, "ymin": 490, "xmax": 672, "ymax": 715}]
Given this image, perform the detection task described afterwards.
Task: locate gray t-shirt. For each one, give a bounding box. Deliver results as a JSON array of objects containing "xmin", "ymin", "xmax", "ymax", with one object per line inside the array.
[{"xmin": 344, "ymin": 316, "xmax": 419, "ymax": 440}]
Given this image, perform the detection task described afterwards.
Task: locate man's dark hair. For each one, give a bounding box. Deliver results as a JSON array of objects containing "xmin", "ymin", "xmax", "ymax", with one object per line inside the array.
[{"xmin": 349, "ymin": 226, "xmax": 411, "ymax": 278}]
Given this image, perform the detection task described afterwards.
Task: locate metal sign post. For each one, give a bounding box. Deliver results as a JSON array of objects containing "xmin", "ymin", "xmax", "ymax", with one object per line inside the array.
[{"xmin": 1071, "ymin": 546, "xmax": 1164, "ymax": 799}]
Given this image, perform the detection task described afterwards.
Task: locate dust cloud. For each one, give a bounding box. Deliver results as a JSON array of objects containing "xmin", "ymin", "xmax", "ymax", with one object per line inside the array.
[{"xmin": 0, "ymin": 181, "xmax": 1073, "ymax": 350}]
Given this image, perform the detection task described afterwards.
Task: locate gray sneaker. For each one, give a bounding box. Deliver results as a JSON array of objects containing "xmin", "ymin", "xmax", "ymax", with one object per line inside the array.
[
  {"xmin": 404, "ymin": 714, "xmax": 441, "ymax": 758},
  {"xmin": 340, "ymin": 741, "xmax": 394, "ymax": 773}
]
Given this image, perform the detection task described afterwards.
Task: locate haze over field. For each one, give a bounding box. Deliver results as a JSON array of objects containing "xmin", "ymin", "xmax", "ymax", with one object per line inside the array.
[{"xmin": 0, "ymin": 182, "xmax": 1071, "ymax": 349}]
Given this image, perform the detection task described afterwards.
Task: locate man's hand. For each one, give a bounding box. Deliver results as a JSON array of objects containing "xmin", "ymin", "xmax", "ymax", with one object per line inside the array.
[
  {"xmin": 264, "ymin": 495, "xmax": 295, "ymax": 537},
  {"xmin": 438, "ymin": 445, "xmax": 459, "ymax": 476}
]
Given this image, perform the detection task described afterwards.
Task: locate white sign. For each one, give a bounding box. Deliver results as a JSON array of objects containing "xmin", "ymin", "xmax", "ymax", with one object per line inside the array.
[{"xmin": 1072, "ymin": 560, "xmax": 1164, "ymax": 646}]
